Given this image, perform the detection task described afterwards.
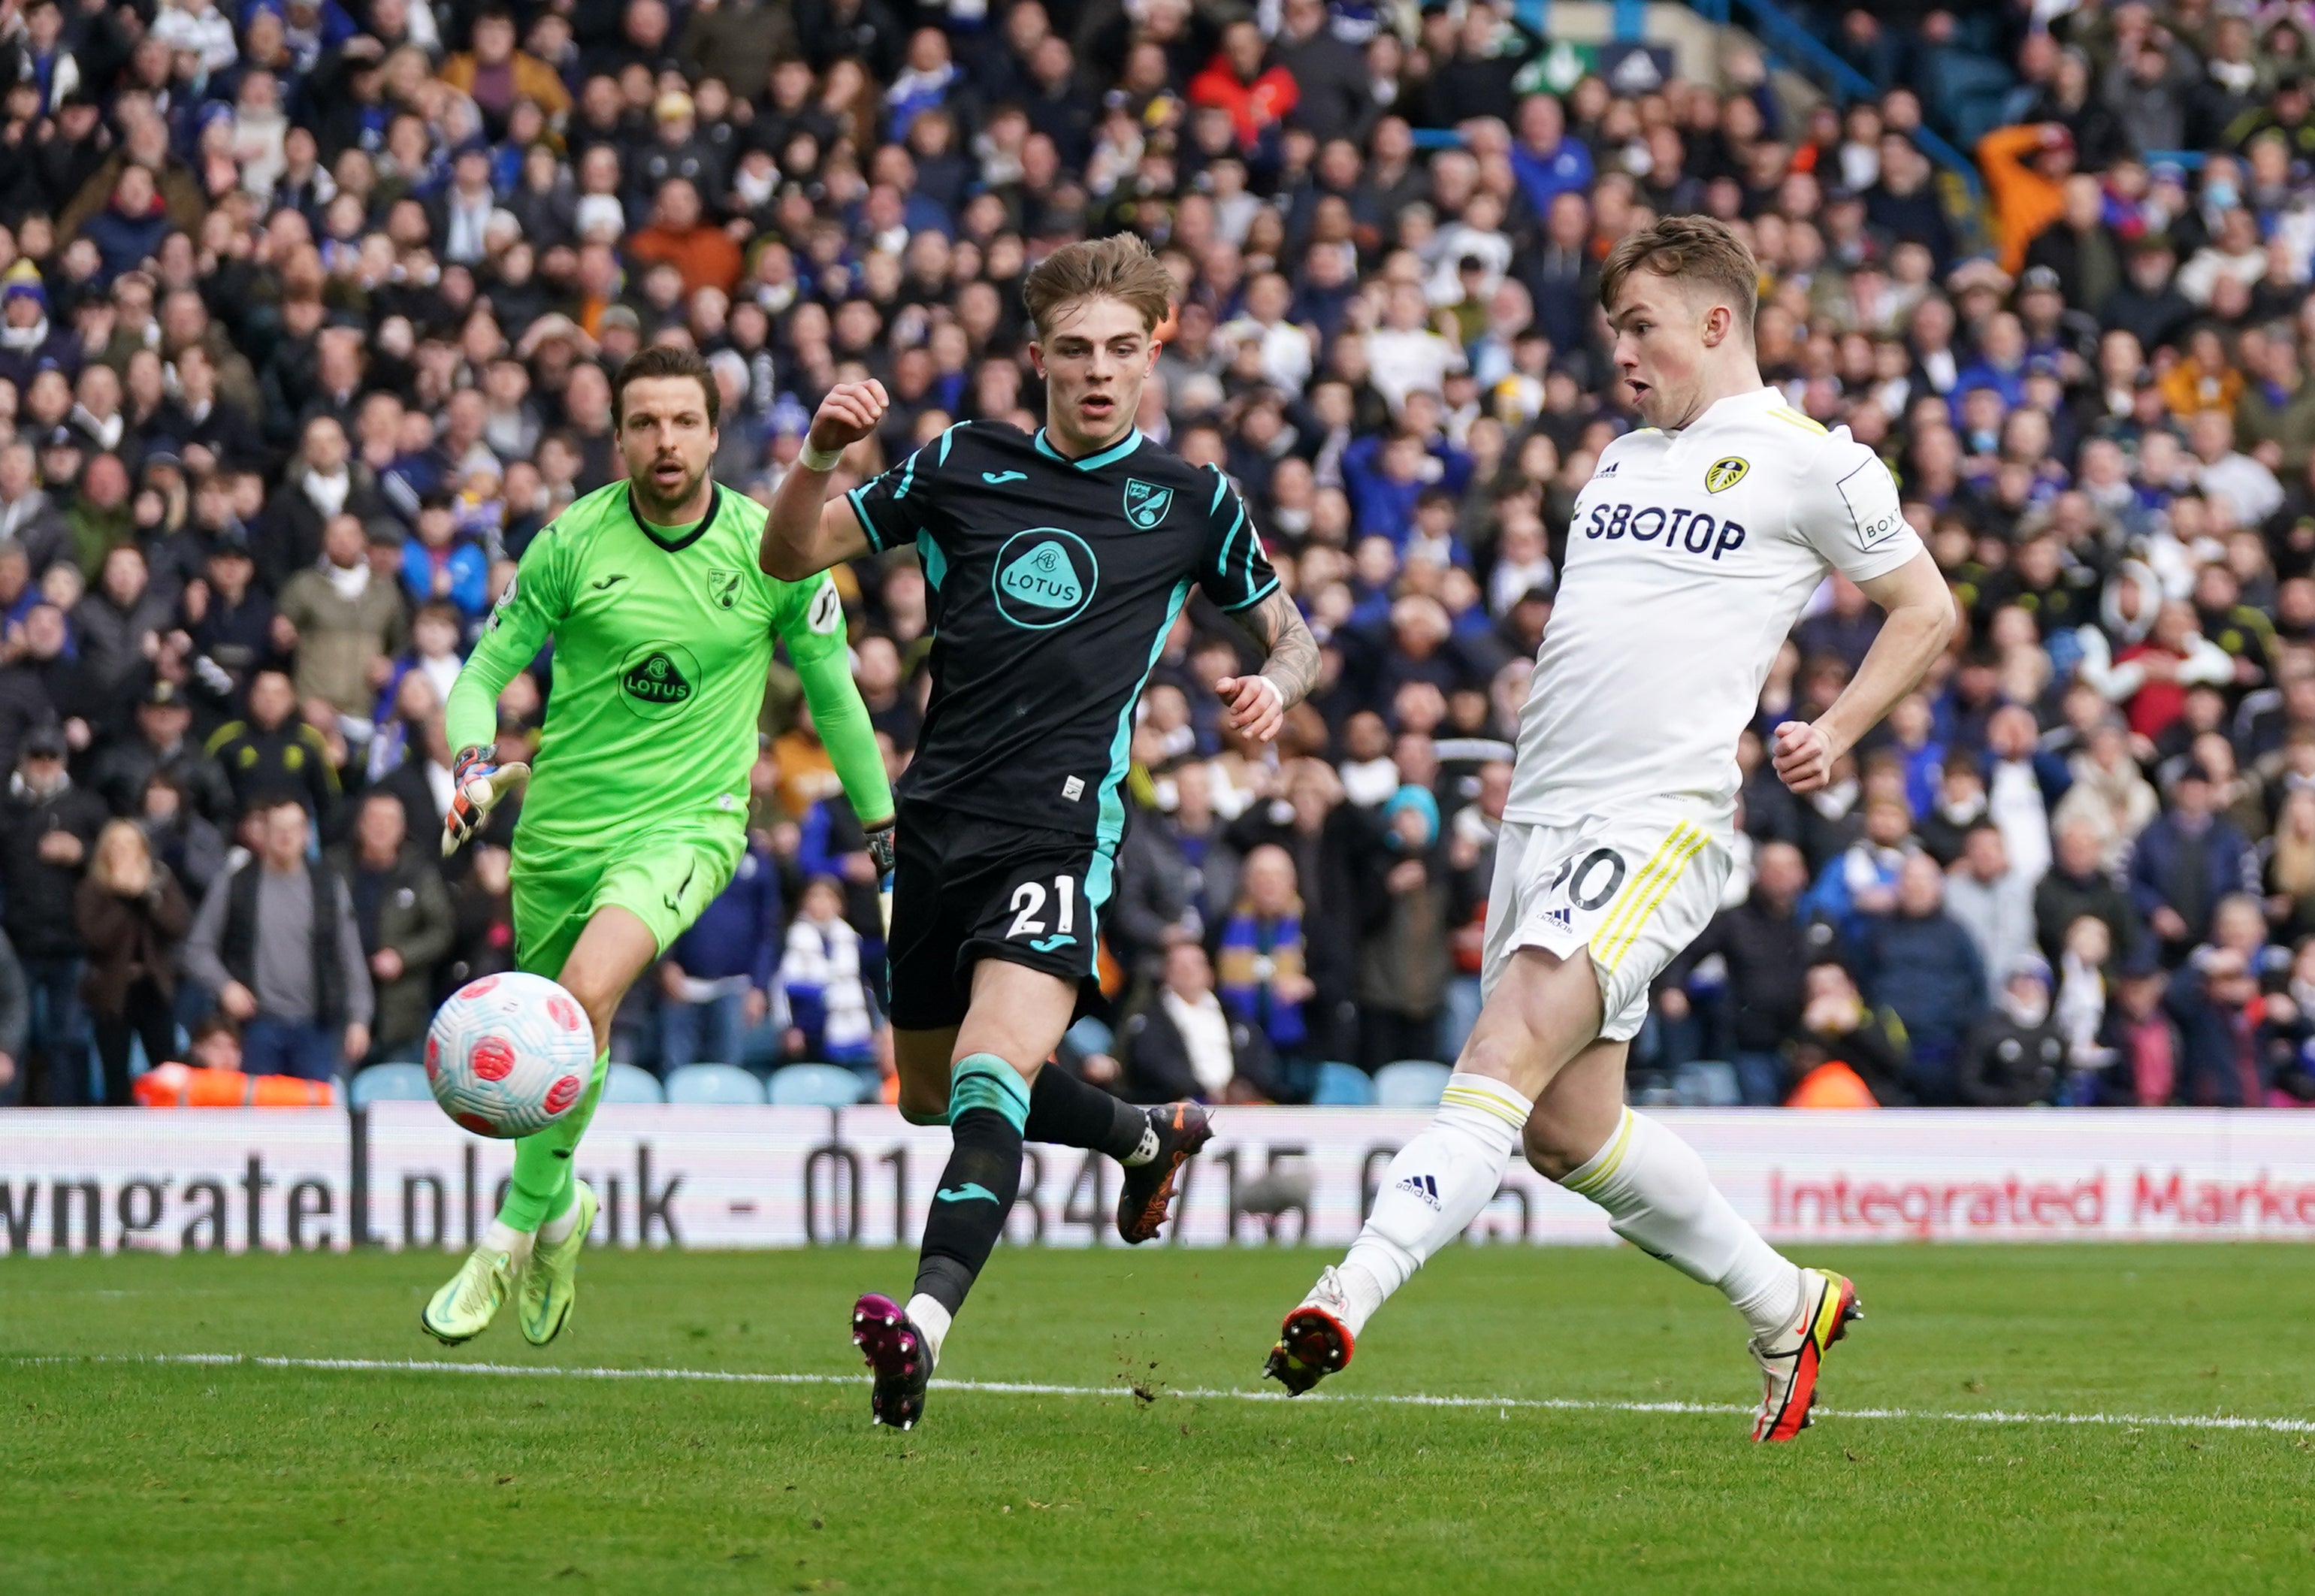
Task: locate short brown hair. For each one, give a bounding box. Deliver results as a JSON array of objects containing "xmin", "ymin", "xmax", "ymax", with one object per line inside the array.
[
  {"xmin": 610, "ymin": 343, "xmax": 719, "ymax": 431},
  {"xmin": 1598, "ymin": 215, "xmax": 1760, "ymax": 339},
  {"xmin": 1021, "ymin": 233, "xmax": 1174, "ymax": 340}
]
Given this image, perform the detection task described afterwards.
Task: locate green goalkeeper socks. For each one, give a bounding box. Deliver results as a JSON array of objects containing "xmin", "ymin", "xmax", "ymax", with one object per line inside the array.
[{"xmin": 499, "ymin": 1051, "xmax": 609, "ymax": 1232}]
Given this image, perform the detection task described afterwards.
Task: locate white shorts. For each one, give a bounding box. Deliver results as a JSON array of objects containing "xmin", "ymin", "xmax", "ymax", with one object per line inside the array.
[{"xmin": 1481, "ymin": 799, "xmax": 1735, "ymax": 1043}]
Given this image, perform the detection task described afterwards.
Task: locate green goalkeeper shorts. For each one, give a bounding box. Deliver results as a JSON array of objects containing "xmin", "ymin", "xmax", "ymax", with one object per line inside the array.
[{"xmin": 509, "ymin": 822, "xmax": 744, "ymax": 979}]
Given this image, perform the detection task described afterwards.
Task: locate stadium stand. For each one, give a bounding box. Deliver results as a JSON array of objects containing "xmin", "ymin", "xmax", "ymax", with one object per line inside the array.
[{"xmin": 0, "ymin": 0, "xmax": 2307, "ymax": 1117}]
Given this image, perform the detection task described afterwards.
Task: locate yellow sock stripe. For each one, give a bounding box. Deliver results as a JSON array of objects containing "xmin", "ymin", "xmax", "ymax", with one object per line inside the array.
[
  {"xmin": 1562, "ymin": 1108, "xmax": 1635, "ymax": 1197},
  {"xmin": 1594, "ymin": 827, "xmax": 1709, "ymax": 974},
  {"xmin": 1587, "ymin": 824, "xmax": 1700, "ymax": 969},
  {"xmin": 1440, "ymin": 1084, "xmax": 1530, "ymax": 1129}
]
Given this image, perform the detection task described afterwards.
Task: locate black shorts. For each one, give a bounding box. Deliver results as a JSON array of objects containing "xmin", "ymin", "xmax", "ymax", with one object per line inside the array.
[{"xmin": 884, "ymin": 800, "xmax": 1112, "ymax": 1032}]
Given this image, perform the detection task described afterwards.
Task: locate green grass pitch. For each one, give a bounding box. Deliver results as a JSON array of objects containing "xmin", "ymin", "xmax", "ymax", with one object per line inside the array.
[{"xmin": 4, "ymin": 1242, "xmax": 2308, "ymax": 1593}]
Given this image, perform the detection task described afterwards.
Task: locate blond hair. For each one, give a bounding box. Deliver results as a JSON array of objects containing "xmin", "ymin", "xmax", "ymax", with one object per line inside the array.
[
  {"xmin": 89, "ymin": 819, "xmax": 153, "ymax": 896},
  {"xmin": 1598, "ymin": 214, "xmax": 1760, "ymax": 341},
  {"xmin": 1022, "ymin": 233, "xmax": 1174, "ymax": 340}
]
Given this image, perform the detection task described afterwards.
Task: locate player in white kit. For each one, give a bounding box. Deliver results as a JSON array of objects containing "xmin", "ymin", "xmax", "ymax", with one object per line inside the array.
[{"xmin": 1265, "ymin": 216, "xmax": 1957, "ymax": 1440}]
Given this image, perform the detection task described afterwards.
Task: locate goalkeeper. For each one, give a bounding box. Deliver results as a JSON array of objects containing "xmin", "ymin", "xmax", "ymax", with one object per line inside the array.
[{"xmin": 423, "ymin": 345, "xmax": 892, "ymax": 1347}]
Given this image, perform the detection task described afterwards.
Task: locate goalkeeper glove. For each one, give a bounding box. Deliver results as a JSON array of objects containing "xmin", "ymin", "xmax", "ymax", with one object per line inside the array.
[
  {"xmin": 442, "ymin": 744, "xmax": 530, "ymax": 857},
  {"xmin": 864, "ymin": 815, "xmax": 896, "ymax": 881}
]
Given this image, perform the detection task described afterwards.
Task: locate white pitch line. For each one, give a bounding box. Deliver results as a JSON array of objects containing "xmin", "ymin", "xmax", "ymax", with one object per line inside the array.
[{"xmin": 20, "ymin": 1353, "xmax": 2315, "ymax": 1437}]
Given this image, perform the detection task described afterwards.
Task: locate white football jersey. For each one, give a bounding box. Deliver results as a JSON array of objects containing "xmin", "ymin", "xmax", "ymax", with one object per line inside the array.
[{"xmin": 1506, "ymin": 386, "xmax": 1922, "ymax": 826}]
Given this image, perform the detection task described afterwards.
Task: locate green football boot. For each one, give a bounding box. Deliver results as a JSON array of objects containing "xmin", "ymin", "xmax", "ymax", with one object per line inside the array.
[
  {"xmin": 519, "ymin": 1181, "xmax": 599, "ymax": 1347},
  {"xmin": 421, "ymin": 1240, "xmax": 524, "ymax": 1345}
]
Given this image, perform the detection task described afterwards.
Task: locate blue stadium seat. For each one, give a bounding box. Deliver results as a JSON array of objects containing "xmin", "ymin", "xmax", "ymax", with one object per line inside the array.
[
  {"xmin": 1372, "ymin": 1060, "xmax": 1451, "ymax": 1108},
  {"xmin": 664, "ymin": 1063, "xmax": 768, "ymax": 1105},
  {"xmin": 1064, "ymin": 1015, "xmax": 1114, "ymax": 1058},
  {"xmin": 1673, "ymin": 1061, "xmax": 1743, "ymax": 1108},
  {"xmin": 1310, "ymin": 1062, "xmax": 1375, "ymax": 1106},
  {"xmin": 600, "ymin": 1062, "xmax": 665, "ymax": 1103},
  {"xmin": 351, "ymin": 1062, "xmax": 432, "ymax": 1108},
  {"xmin": 768, "ymin": 1063, "xmax": 867, "ymax": 1108}
]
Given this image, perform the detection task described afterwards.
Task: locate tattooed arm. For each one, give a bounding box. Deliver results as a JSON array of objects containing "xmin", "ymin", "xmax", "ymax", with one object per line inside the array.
[{"xmin": 1216, "ymin": 588, "xmax": 1320, "ymax": 742}]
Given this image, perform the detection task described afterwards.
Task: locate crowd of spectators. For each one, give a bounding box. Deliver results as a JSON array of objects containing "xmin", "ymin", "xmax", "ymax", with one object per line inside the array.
[{"xmin": 0, "ymin": 0, "xmax": 2310, "ymax": 1111}]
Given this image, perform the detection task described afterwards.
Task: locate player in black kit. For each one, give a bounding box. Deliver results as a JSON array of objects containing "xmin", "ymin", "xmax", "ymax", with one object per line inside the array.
[{"xmin": 762, "ymin": 234, "xmax": 1319, "ymax": 1427}]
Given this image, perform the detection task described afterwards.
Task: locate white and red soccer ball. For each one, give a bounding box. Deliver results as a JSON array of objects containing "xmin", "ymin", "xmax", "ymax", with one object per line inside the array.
[{"xmin": 424, "ymin": 972, "xmax": 595, "ymax": 1138}]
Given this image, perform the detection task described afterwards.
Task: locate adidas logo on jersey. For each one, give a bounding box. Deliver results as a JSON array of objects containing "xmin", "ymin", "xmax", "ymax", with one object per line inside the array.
[
  {"xmin": 1395, "ymin": 1173, "xmax": 1441, "ymax": 1210},
  {"xmin": 1543, "ymin": 906, "xmax": 1573, "ymax": 933}
]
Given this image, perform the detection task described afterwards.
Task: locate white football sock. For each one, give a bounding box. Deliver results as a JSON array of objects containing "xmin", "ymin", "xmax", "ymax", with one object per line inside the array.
[
  {"xmin": 905, "ymin": 1293, "xmax": 952, "ymax": 1368},
  {"xmin": 482, "ymin": 1219, "xmax": 533, "ymax": 1259},
  {"xmin": 1560, "ymin": 1108, "xmax": 1802, "ymax": 1338},
  {"xmin": 537, "ymin": 1197, "xmax": 585, "ymax": 1247},
  {"xmin": 1335, "ymin": 1073, "xmax": 1534, "ymax": 1336}
]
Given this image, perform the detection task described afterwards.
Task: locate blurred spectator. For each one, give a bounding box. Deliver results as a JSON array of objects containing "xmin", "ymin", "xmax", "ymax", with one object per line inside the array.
[
  {"xmin": 778, "ymin": 875, "xmax": 873, "ymax": 1070},
  {"xmin": 445, "ymin": 843, "xmax": 516, "ymax": 993},
  {"xmin": 1856, "ymin": 853, "xmax": 1987, "ymax": 1103},
  {"xmin": 205, "ymin": 668, "xmax": 340, "ymax": 824},
  {"xmin": 1958, "ymin": 954, "xmax": 2069, "ymax": 1108},
  {"xmin": 74, "ymin": 819, "xmax": 192, "ymax": 1104},
  {"xmin": 1120, "ymin": 940, "xmax": 1280, "ymax": 1105},
  {"xmin": 183, "ymin": 800, "xmax": 373, "ymax": 1081},
  {"xmin": 277, "ymin": 512, "xmax": 407, "ymax": 733},
  {"xmin": 1214, "ymin": 842, "xmax": 1318, "ymax": 1077},
  {"xmin": 662, "ymin": 838, "xmax": 780, "ymax": 1070},
  {"xmin": 1355, "ymin": 785, "xmax": 1449, "ymax": 1069},
  {"xmin": 1788, "ymin": 957, "xmax": 1912, "ymax": 1108},
  {"xmin": 91, "ymin": 679, "xmax": 232, "ymax": 824},
  {"xmin": 1945, "ymin": 822, "xmax": 2038, "ymax": 983},
  {"xmin": 2036, "ymin": 818, "xmax": 2143, "ymax": 969},
  {"xmin": 2163, "ymin": 894, "xmax": 2278, "ymax": 1106},
  {"xmin": 2128, "ymin": 763, "xmax": 2259, "ymax": 961},
  {"xmin": 0, "ymin": 929, "xmax": 27, "ymax": 1108},
  {"xmin": 1662, "ymin": 840, "xmax": 1818, "ymax": 1106},
  {"xmin": 327, "ymin": 792, "xmax": 452, "ymax": 1062},
  {"xmin": 1114, "ymin": 758, "xmax": 1229, "ymax": 987},
  {"xmin": 2, "ymin": 726, "xmax": 104, "ymax": 1103}
]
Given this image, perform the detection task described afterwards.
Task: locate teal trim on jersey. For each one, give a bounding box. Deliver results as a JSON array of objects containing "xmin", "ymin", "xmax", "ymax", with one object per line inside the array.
[
  {"xmin": 895, "ymin": 449, "xmax": 920, "ymax": 500},
  {"xmin": 935, "ymin": 422, "xmax": 967, "ymax": 467},
  {"xmin": 1034, "ymin": 427, "xmax": 1144, "ymax": 471},
  {"xmin": 1206, "ymin": 464, "xmax": 1229, "ymax": 513},
  {"xmin": 845, "ymin": 485, "xmax": 885, "ymax": 552},
  {"xmin": 1093, "ymin": 577, "xmax": 1191, "ymax": 890},
  {"xmin": 949, "ymin": 1052, "xmax": 1030, "ymax": 1132},
  {"xmin": 1213, "ymin": 499, "xmax": 1247, "ymax": 580},
  {"xmin": 915, "ymin": 530, "xmax": 947, "ymax": 591},
  {"xmin": 1221, "ymin": 574, "xmax": 1280, "ymax": 612},
  {"xmin": 1083, "ymin": 839, "xmax": 1117, "ymax": 947},
  {"xmin": 626, "ymin": 483, "xmax": 721, "ymax": 553}
]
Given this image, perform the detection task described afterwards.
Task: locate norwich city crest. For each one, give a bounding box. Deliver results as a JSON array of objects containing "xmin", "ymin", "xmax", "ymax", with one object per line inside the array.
[
  {"xmin": 618, "ymin": 639, "xmax": 701, "ymax": 720},
  {"xmin": 1123, "ymin": 478, "xmax": 1173, "ymax": 529},
  {"xmin": 1704, "ymin": 456, "xmax": 1749, "ymax": 494},
  {"xmin": 706, "ymin": 567, "xmax": 741, "ymax": 609}
]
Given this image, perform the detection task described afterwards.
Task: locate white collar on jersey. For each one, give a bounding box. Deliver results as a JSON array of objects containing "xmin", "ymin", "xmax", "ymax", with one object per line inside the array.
[{"xmin": 1658, "ymin": 385, "xmax": 1783, "ymax": 439}]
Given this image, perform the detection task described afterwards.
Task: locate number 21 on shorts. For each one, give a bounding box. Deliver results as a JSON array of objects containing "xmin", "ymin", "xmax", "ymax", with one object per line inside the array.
[{"xmin": 1007, "ymin": 873, "xmax": 1079, "ymax": 952}]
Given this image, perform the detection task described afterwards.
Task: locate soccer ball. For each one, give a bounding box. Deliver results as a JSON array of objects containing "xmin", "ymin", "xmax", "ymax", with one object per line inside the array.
[{"xmin": 425, "ymin": 972, "xmax": 596, "ymax": 1138}]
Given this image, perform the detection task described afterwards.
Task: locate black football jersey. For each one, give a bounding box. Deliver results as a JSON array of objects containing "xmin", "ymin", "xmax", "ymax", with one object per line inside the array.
[{"xmin": 848, "ymin": 422, "xmax": 1277, "ymax": 841}]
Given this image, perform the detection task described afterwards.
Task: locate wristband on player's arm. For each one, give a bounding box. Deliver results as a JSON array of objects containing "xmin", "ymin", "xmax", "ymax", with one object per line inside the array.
[{"xmin": 799, "ymin": 439, "xmax": 845, "ymax": 472}]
